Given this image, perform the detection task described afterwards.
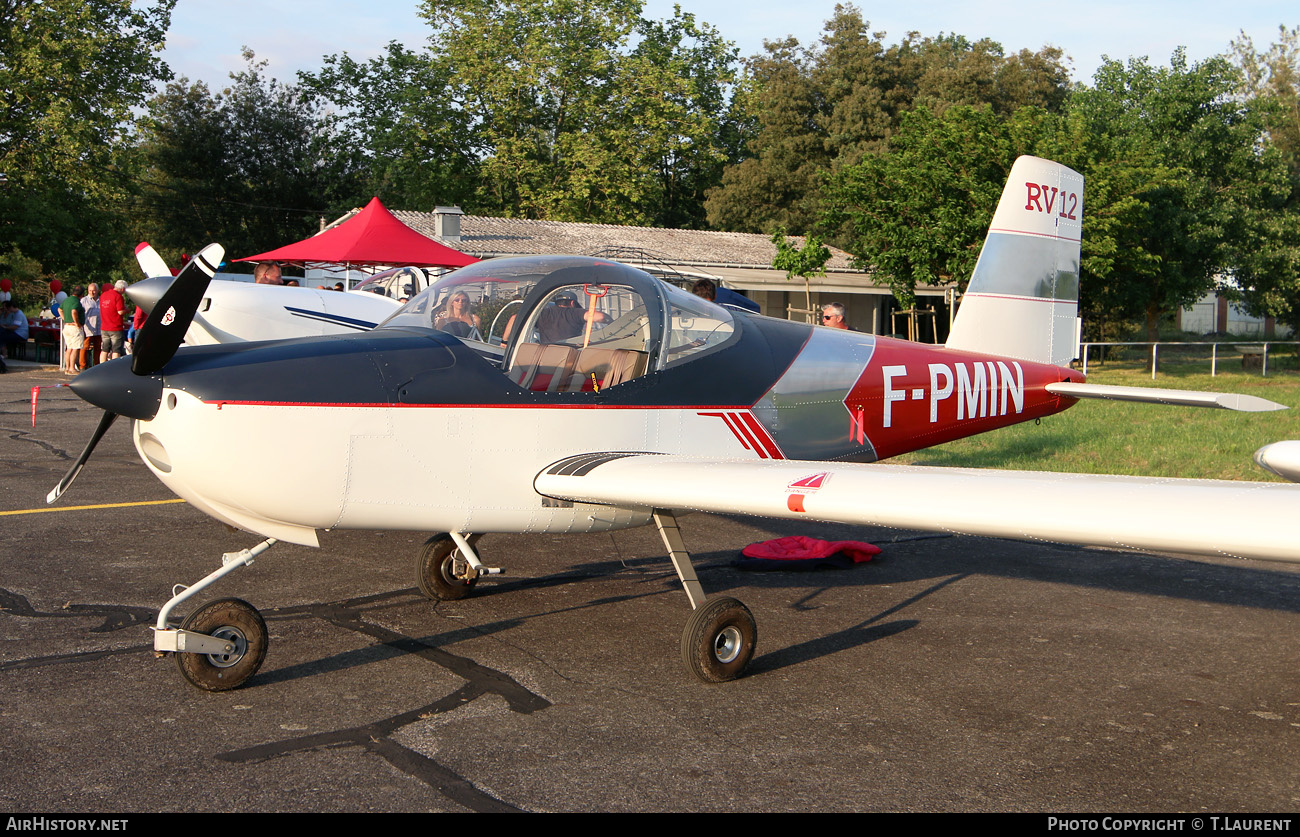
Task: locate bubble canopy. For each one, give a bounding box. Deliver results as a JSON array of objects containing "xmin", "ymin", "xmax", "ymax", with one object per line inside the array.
[{"xmin": 377, "ymin": 256, "xmax": 738, "ymax": 385}]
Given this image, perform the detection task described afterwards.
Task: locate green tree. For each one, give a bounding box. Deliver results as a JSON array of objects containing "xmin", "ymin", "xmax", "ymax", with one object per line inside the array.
[
  {"xmin": 0, "ymin": 0, "xmax": 174, "ymax": 280},
  {"xmin": 1232, "ymin": 26, "xmax": 1300, "ymax": 187},
  {"xmin": 1065, "ymin": 51, "xmax": 1293, "ymax": 340},
  {"xmin": 705, "ymin": 36, "xmax": 829, "ymax": 234},
  {"xmin": 138, "ymin": 50, "xmax": 353, "ymax": 262},
  {"xmin": 416, "ymin": 0, "xmax": 737, "ymax": 226},
  {"xmin": 904, "ymin": 33, "xmax": 1070, "ymax": 118},
  {"xmin": 135, "ymin": 79, "xmax": 237, "ymax": 255},
  {"xmin": 1228, "ymin": 27, "xmax": 1300, "ymax": 334},
  {"xmin": 301, "ymin": 41, "xmax": 479, "ymax": 211},
  {"xmin": 820, "ymin": 105, "xmax": 1046, "ymax": 307},
  {"xmin": 706, "ymin": 3, "xmax": 1070, "ymax": 235},
  {"xmin": 626, "ymin": 9, "xmax": 740, "ymax": 228},
  {"xmin": 771, "ymin": 230, "xmax": 831, "ymax": 322}
]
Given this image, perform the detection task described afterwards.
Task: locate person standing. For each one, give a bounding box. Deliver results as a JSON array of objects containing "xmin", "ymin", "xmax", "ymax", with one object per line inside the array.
[
  {"xmin": 821, "ymin": 302, "xmax": 850, "ymax": 330},
  {"xmin": 80, "ymin": 283, "xmax": 101, "ymax": 369},
  {"xmin": 99, "ymin": 280, "xmax": 128, "ymax": 362},
  {"xmin": 60, "ymin": 286, "xmax": 85, "ymax": 374},
  {"xmin": 0, "ymin": 299, "xmax": 29, "ymax": 373},
  {"xmin": 537, "ymin": 292, "xmax": 607, "ymax": 343},
  {"xmin": 254, "ymin": 262, "xmax": 283, "ymax": 284},
  {"xmin": 126, "ymin": 303, "xmax": 147, "ymax": 356},
  {"xmin": 691, "ymin": 278, "xmax": 760, "ymax": 312}
]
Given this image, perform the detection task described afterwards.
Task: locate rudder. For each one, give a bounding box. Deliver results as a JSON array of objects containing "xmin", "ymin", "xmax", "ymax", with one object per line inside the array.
[{"xmin": 945, "ymin": 156, "xmax": 1083, "ymax": 366}]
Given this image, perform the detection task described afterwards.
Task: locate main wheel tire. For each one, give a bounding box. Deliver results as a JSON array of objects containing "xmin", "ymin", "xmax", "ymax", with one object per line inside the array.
[
  {"xmin": 416, "ymin": 534, "xmax": 478, "ymax": 601},
  {"xmin": 681, "ymin": 596, "xmax": 757, "ymax": 683},
  {"xmin": 175, "ymin": 598, "xmax": 268, "ymax": 692}
]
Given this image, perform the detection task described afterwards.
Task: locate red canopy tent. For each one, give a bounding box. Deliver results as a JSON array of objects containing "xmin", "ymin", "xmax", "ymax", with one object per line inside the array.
[{"xmin": 236, "ymin": 197, "xmax": 479, "ymax": 272}]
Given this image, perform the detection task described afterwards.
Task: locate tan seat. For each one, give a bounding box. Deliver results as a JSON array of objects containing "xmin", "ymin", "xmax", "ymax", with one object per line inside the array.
[
  {"xmin": 567, "ymin": 348, "xmax": 649, "ymax": 392},
  {"xmin": 508, "ymin": 343, "xmax": 579, "ymax": 392}
]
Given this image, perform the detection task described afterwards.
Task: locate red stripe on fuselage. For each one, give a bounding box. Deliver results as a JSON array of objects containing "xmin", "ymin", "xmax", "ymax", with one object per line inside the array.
[
  {"xmin": 738, "ymin": 412, "xmax": 783, "ymax": 459},
  {"xmin": 205, "ymin": 401, "xmax": 753, "ymax": 410},
  {"xmin": 699, "ymin": 411, "xmax": 751, "ymax": 452},
  {"xmin": 696, "ymin": 410, "xmax": 785, "ymax": 460}
]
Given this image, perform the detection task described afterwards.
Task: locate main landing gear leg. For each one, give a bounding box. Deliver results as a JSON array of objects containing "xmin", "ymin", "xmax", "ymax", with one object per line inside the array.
[
  {"xmin": 154, "ymin": 537, "xmax": 275, "ymax": 691},
  {"xmin": 654, "ymin": 510, "xmax": 757, "ymax": 683}
]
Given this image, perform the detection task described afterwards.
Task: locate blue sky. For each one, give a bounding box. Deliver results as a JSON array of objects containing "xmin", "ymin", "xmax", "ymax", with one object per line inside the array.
[{"xmin": 161, "ymin": 0, "xmax": 1296, "ymax": 91}]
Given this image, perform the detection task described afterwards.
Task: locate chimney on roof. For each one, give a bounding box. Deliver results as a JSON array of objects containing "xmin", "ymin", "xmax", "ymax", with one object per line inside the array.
[{"xmin": 434, "ymin": 206, "xmax": 464, "ymax": 242}]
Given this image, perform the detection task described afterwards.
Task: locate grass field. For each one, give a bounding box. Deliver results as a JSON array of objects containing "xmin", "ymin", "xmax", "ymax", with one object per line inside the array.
[{"xmin": 893, "ymin": 362, "xmax": 1300, "ymax": 481}]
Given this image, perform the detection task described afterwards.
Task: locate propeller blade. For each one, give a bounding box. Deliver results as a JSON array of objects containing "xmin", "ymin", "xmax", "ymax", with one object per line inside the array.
[
  {"xmin": 131, "ymin": 243, "xmax": 223, "ymax": 376},
  {"xmin": 47, "ymin": 410, "xmax": 118, "ymax": 504},
  {"xmin": 134, "ymin": 242, "xmax": 171, "ymax": 278}
]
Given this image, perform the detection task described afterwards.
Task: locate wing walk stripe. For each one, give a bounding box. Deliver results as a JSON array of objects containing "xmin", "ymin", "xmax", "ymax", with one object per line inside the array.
[
  {"xmin": 560, "ymin": 453, "xmax": 620, "ymax": 476},
  {"xmin": 545, "ymin": 452, "xmax": 657, "ymax": 477},
  {"xmin": 569, "ymin": 454, "xmax": 636, "ymax": 476},
  {"xmin": 550, "ymin": 454, "xmax": 604, "ymax": 476}
]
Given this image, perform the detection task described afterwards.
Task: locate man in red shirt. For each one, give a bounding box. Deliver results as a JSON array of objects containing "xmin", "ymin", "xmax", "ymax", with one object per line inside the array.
[{"xmin": 99, "ymin": 280, "xmax": 128, "ymax": 362}]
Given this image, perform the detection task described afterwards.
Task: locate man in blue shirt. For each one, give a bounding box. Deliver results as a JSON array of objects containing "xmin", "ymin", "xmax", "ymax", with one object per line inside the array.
[{"xmin": 0, "ymin": 299, "xmax": 29, "ymax": 372}]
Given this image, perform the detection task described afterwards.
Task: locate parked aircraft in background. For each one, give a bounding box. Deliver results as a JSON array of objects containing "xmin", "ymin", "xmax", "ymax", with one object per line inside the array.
[{"xmin": 131, "ymin": 244, "xmax": 436, "ymax": 344}]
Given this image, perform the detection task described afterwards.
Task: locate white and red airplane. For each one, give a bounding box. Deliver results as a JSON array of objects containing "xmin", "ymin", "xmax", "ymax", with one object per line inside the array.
[
  {"xmin": 52, "ymin": 157, "xmax": 1300, "ymax": 691},
  {"xmin": 130, "ymin": 243, "xmax": 430, "ymax": 345}
]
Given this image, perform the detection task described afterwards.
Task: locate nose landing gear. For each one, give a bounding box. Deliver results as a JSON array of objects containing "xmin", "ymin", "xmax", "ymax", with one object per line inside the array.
[
  {"xmin": 175, "ymin": 598, "xmax": 268, "ymax": 691},
  {"xmin": 155, "ymin": 538, "xmax": 276, "ymax": 692}
]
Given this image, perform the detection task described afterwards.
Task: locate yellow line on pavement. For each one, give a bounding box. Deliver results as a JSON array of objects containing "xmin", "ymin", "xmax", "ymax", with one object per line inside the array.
[{"xmin": 0, "ymin": 499, "xmax": 187, "ymax": 516}]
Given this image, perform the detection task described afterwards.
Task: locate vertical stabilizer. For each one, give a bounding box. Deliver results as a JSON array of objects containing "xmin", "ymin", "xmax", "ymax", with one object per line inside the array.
[{"xmin": 945, "ymin": 156, "xmax": 1083, "ymax": 366}]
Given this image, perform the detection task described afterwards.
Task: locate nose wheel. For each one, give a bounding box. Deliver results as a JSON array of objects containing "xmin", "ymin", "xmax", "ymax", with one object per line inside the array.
[{"xmin": 174, "ymin": 598, "xmax": 268, "ymax": 691}]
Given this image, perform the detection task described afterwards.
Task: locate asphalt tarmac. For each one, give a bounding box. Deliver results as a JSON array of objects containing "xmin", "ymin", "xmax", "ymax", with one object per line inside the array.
[{"xmin": 2, "ymin": 362, "xmax": 1299, "ymax": 812}]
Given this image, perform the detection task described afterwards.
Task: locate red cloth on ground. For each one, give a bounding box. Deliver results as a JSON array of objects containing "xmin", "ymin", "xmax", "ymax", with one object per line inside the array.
[{"xmin": 740, "ymin": 536, "xmax": 880, "ymax": 566}]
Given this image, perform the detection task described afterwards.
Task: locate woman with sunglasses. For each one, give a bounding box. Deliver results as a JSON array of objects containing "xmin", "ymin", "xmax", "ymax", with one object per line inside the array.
[{"xmin": 434, "ymin": 291, "xmax": 481, "ymax": 338}]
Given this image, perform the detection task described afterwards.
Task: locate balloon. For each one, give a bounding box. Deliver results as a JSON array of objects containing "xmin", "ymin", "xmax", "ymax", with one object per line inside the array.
[
  {"xmin": 49, "ymin": 279, "xmax": 62, "ymax": 293},
  {"xmin": 0, "ymin": 279, "xmax": 10, "ymax": 292}
]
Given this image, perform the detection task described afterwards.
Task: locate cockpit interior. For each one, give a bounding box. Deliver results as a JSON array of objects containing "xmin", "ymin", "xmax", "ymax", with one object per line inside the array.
[{"xmin": 377, "ymin": 256, "xmax": 741, "ymax": 394}]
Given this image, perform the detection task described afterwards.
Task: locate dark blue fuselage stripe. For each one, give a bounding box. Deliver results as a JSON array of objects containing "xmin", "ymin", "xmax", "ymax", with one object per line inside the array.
[{"xmin": 283, "ymin": 306, "xmax": 377, "ymax": 331}]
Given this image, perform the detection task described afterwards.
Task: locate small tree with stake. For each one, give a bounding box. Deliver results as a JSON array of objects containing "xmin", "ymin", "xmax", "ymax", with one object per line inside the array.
[{"xmin": 772, "ymin": 231, "xmax": 832, "ymax": 323}]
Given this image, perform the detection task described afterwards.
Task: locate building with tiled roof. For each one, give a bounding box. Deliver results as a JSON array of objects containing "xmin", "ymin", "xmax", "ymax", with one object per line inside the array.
[{"xmin": 323, "ymin": 205, "xmax": 952, "ymax": 337}]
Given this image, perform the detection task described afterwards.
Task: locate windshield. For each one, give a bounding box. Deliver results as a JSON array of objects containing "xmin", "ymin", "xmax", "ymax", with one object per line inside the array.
[
  {"xmin": 351, "ymin": 266, "xmax": 429, "ymax": 302},
  {"xmin": 377, "ymin": 257, "xmax": 601, "ymax": 341},
  {"xmin": 661, "ymin": 282, "xmax": 735, "ymax": 368}
]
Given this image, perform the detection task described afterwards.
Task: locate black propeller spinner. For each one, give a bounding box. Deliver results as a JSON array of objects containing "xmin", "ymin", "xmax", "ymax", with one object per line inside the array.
[{"xmin": 47, "ymin": 244, "xmax": 223, "ymax": 503}]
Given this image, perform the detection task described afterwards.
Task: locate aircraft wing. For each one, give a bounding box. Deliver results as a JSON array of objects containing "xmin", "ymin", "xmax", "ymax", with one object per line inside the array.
[{"xmin": 535, "ymin": 454, "xmax": 1300, "ymax": 564}]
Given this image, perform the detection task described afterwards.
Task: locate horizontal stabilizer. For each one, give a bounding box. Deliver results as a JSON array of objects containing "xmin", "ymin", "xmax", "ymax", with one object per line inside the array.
[{"xmin": 1045, "ymin": 382, "xmax": 1286, "ymax": 412}]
